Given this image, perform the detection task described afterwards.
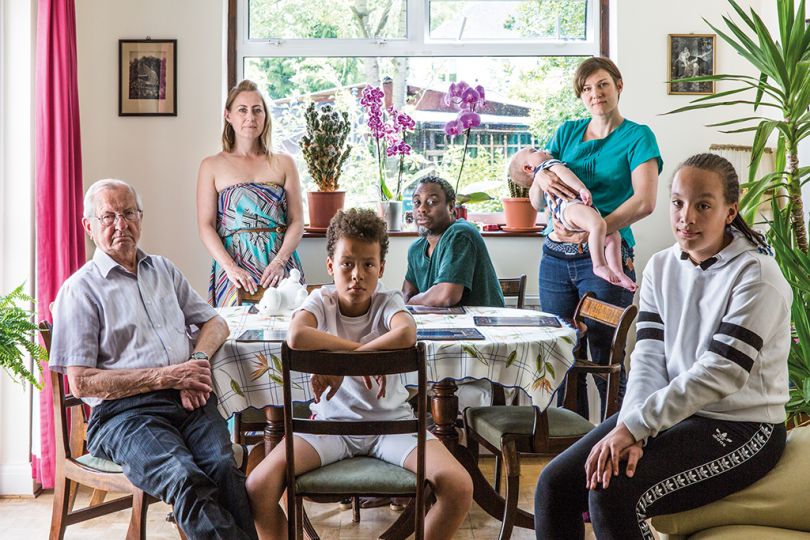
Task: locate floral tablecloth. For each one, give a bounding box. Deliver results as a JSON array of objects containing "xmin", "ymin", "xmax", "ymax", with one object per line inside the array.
[{"xmin": 211, "ymin": 305, "xmax": 577, "ymax": 419}]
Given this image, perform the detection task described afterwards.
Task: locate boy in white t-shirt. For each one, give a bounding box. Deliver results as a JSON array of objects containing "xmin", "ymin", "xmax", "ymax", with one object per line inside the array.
[{"xmin": 246, "ymin": 208, "xmax": 473, "ymax": 540}]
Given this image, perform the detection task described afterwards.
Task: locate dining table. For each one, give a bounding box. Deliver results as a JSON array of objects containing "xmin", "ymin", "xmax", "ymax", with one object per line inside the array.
[{"xmin": 210, "ymin": 303, "xmax": 578, "ymax": 529}]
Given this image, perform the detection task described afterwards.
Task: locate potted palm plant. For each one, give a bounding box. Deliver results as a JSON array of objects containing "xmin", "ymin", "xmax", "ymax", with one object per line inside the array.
[
  {"xmin": 667, "ymin": 0, "xmax": 810, "ymax": 425},
  {"xmin": 1, "ymin": 284, "xmax": 47, "ymax": 389},
  {"xmin": 300, "ymin": 102, "xmax": 352, "ymax": 230}
]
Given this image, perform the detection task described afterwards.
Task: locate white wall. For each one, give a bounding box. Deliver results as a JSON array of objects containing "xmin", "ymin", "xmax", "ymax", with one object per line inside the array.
[
  {"xmin": 76, "ymin": 0, "xmax": 226, "ymax": 294},
  {"xmin": 0, "ymin": 0, "xmax": 36, "ymax": 496},
  {"xmin": 615, "ymin": 0, "xmax": 773, "ymax": 272}
]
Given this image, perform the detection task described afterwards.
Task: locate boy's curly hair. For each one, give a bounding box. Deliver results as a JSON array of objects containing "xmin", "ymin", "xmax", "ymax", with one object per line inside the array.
[{"xmin": 326, "ymin": 208, "xmax": 389, "ymax": 261}]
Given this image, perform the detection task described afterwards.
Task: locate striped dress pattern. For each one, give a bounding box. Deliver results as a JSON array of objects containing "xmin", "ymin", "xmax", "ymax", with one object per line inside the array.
[{"xmin": 208, "ymin": 182, "xmax": 304, "ymax": 306}]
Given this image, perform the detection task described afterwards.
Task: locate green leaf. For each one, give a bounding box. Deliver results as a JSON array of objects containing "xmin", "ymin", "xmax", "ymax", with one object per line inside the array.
[
  {"xmin": 505, "ymin": 350, "xmax": 517, "ymax": 368},
  {"xmin": 230, "ymin": 378, "xmax": 245, "ymax": 397}
]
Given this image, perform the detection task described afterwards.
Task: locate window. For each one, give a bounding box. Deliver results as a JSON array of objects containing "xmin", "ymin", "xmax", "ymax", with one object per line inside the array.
[{"xmin": 234, "ymin": 0, "xmax": 604, "ymax": 212}]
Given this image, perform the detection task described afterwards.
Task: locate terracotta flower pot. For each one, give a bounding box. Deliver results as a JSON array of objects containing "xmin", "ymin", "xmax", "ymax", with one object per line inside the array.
[
  {"xmin": 502, "ymin": 197, "xmax": 537, "ymax": 229},
  {"xmin": 307, "ymin": 191, "xmax": 346, "ymax": 229}
]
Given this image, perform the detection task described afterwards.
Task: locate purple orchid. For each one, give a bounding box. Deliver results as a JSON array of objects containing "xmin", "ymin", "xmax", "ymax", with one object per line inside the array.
[
  {"xmin": 443, "ymin": 80, "xmax": 487, "ymax": 194},
  {"xmin": 360, "ymin": 85, "xmax": 415, "ymax": 200}
]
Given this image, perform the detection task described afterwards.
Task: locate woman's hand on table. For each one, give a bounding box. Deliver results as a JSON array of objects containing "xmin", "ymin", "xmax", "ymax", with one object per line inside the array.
[
  {"xmin": 225, "ymin": 264, "xmax": 258, "ymax": 294},
  {"xmin": 584, "ymin": 422, "xmax": 643, "ymax": 489},
  {"xmin": 311, "ymin": 374, "xmax": 344, "ymax": 403},
  {"xmin": 260, "ymin": 258, "xmax": 286, "ymax": 288}
]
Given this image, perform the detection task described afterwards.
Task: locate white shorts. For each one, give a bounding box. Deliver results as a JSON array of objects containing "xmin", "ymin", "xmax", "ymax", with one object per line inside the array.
[{"xmin": 297, "ymin": 430, "xmax": 436, "ymax": 468}]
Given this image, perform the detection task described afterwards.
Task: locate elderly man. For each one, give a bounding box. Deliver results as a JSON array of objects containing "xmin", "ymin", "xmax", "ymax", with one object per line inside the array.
[
  {"xmin": 403, "ymin": 175, "xmax": 504, "ymax": 308},
  {"xmin": 49, "ymin": 179, "xmax": 257, "ymax": 540}
]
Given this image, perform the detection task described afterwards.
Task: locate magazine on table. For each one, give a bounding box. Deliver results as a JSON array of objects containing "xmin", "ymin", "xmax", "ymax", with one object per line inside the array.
[
  {"xmin": 236, "ymin": 329, "xmax": 287, "ymax": 342},
  {"xmin": 416, "ymin": 327, "xmax": 485, "ymax": 341},
  {"xmin": 406, "ymin": 305, "xmax": 466, "ymax": 315},
  {"xmin": 473, "ymin": 316, "xmax": 561, "ymax": 328}
]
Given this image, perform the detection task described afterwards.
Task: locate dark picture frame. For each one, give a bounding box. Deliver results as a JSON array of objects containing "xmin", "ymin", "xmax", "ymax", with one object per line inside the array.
[
  {"xmin": 119, "ymin": 39, "xmax": 177, "ymax": 116},
  {"xmin": 668, "ymin": 34, "xmax": 716, "ymax": 95}
]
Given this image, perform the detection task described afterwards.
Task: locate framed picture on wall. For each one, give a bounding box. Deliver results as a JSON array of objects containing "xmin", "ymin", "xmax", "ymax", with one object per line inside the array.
[
  {"xmin": 668, "ymin": 34, "xmax": 716, "ymax": 95},
  {"xmin": 119, "ymin": 39, "xmax": 177, "ymax": 116}
]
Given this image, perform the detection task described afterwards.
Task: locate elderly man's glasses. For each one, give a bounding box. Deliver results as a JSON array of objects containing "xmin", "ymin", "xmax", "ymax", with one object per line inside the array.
[{"xmin": 95, "ymin": 210, "xmax": 142, "ymax": 227}]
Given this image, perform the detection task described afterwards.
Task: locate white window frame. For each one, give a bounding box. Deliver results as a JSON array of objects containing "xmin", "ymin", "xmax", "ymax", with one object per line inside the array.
[{"xmin": 235, "ymin": 0, "xmax": 601, "ymax": 79}]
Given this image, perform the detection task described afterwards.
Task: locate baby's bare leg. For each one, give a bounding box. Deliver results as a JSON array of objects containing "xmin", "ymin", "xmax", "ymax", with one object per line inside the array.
[
  {"xmin": 605, "ymin": 231, "xmax": 637, "ymax": 291},
  {"xmin": 563, "ymin": 205, "xmax": 625, "ymax": 288}
]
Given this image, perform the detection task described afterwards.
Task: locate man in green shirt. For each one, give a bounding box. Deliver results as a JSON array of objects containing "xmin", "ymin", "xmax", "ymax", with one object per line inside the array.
[{"xmin": 403, "ymin": 176, "xmax": 504, "ymax": 308}]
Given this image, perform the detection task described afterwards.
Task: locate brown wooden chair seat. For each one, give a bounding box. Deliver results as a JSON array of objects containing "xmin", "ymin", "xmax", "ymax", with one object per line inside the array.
[{"xmin": 463, "ymin": 293, "xmax": 638, "ymax": 539}]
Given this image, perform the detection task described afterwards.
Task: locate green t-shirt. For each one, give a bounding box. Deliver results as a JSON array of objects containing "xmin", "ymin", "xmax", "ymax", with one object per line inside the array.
[
  {"xmin": 405, "ymin": 219, "xmax": 505, "ymax": 307},
  {"xmin": 546, "ymin": 118, "xmax": 663, "ymax": 247}
]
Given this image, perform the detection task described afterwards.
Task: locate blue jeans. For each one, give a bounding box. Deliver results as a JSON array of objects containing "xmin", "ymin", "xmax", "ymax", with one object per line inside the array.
[
  {"xmin": 540, "ymin": 239, "xmax": 636, "ymax": 420},
  {"xmin": 87, "ymin": 390, "xmax": 258, "ymax": 540}
]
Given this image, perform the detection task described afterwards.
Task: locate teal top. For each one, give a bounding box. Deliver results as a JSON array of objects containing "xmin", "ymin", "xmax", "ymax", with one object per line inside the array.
[
  {"xmin": 406, "ymin": 219, "xmax": 505, "ymax": 308},
  {"xmin": 546, "ymin": 118, "xmax": 663, "ymax": 247}
]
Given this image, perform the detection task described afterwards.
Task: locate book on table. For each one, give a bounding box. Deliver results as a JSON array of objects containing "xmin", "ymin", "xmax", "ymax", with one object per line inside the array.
[
  {"xmin": 416, "ymin": 327, "xmax": 485, "ymax": 341},
  {"xmin": 406, "ymin": 305, "xmax": 466, "ymax": 314},
  {"xmin": 473, "ymin": 316, "xmax": 561, "ymax": 328},
  {"xmin": 236, "ymin": 329, "xmax": 287, "ymax": 342}
]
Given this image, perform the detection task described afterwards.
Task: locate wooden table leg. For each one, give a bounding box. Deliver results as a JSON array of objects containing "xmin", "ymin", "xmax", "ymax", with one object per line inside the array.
[
  {"xmin": 264, "ymin": 406, "xmax": 285, "ymax": 456},
  {"xmin": 429, "ymin": 378, "xmax": 534, "ymax": 530}
]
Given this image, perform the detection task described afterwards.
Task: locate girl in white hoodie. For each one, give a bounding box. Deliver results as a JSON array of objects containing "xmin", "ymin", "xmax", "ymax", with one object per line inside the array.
[{"xmin": 534, "ymin": 153, "xmax": 791, "ymax": 540}]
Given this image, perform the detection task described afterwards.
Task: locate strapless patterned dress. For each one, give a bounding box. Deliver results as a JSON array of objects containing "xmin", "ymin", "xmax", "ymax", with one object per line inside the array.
[{"xmin": 208, "ymin": 182, "xmax": 304, "ymax": 307}]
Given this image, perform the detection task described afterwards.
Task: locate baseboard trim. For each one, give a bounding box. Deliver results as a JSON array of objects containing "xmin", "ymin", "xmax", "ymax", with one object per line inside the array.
[{"xmin": 0, "ymin": 463, "xmax": 36, "ymax": 496}]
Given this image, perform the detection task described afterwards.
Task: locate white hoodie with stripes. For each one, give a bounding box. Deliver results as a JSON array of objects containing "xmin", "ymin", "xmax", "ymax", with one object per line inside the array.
[{"xmin": 618, "ymin": 231, "xmax": 792, "ymax": 442}]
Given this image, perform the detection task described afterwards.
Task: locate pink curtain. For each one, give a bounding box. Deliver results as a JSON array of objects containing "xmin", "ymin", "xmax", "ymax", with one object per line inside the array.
[{"xmin": 33, "ymin": 0, "xmax": 85, "ymax": 489}]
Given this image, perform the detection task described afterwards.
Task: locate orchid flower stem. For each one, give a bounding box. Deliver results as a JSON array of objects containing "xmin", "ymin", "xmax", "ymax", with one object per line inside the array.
[
  {"xmin": 397, "ymin": 155, "xmax": 404, "ymax": 200},
  {"xmin": 455, "ymin": 128, "xmax": 471, "ymax": 195},
  {"xmin": 376, "ymin": 137, "xmax": 385, "ymax": 200}
]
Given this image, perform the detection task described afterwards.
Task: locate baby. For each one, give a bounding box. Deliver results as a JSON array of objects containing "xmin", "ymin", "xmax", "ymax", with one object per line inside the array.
[{"xmin": 510, "ymin": 148, "xmax": 636, "ymax": 291}]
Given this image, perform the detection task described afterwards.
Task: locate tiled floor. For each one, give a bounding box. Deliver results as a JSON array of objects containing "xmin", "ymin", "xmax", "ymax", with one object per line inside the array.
[{"xmin": 0, "ymin": 456, "xmax": 656, "ymax": 539}]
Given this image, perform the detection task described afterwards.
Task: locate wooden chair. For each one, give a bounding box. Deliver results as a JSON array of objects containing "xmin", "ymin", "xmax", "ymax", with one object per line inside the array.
[
  {"xmin": 498, "ymin": 275, "xmax": 527, "ymax": 309},
  {"xmin": 462, "ymin": 293, "xmax": 638, "ymax": 539},
  {"xmin": 40, "ymin": 321, "xmax": 180, "ymax": 540},
  {"xmin": 281, "ymin": 342, "xmax": 428, "ymax": 540},
  {"xmin": 236, "ymin": 282, "xmax": 329, "ymax": 306}
]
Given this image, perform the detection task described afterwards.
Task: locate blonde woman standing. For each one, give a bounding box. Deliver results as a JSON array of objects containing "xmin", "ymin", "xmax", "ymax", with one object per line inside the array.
[{"xmin": 197, "ymin": 80, "xmax": 305, "ymax": 306}]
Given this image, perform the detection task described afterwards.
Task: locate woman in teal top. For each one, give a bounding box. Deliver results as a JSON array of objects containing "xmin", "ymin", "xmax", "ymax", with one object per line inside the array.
[{"xmin": 529, "ymin": 57, "xmax": 663, "ymax": 420}]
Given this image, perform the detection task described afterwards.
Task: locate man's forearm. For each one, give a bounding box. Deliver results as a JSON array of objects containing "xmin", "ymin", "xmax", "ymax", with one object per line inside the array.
[
  {"xmin": 192, "ymin": 315, "xmax": 230, "ymax": 358},
  {"xmin": 407, "ymin": 282, "xmax": 463, "ymax": 307},
  {"xmin": 68, "ymin": 366, "xmax": 177, "ymax": 400}
]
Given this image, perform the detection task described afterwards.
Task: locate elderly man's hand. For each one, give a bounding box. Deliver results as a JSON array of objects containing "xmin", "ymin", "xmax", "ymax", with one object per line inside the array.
[
  {"xmin": 169, "ymin": 359, "xmax": 213, "ymax": 393},
  {"xmin": 180, "ymin": 389, "xmax": 210, "ymax": 411}
]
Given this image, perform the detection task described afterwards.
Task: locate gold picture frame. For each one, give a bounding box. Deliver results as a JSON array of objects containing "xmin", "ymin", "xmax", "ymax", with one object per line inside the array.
[
  {"xmin": 119, "ymin": 39, "xmax": 177, "ymax": 116},
  {"xmin": 668, "ymin": 34, "xmax": 716, "ymax": 95}
]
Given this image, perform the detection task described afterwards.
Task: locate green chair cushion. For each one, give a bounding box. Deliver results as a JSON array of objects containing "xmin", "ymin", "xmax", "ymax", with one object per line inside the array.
[
  {"xmin": 465, "ymin": 405, "xmax": 594, "ymax": 450},
  {"xmin": 76, "ymin": 454, "xmax": 123, "ymax": 473},
  {"xmin": 75, "ymin": 443, "xmax": 247, "ymax": 473},
  {"xmin": 295, "ymin": 456, "xmax": 416, "ymax": 496}
]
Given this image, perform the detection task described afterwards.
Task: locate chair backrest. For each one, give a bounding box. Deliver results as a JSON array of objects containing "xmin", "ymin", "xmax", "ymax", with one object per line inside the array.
[
  {"xmin": 237, "ymin": 287, "xmax": 266, "ymax": 305},
  {"xmin": 39, "ymin": 321, "xmax": 87, "ymax": 464},
  {"xmin": 498, "ymin": 275, "xmax": 527, "ymax": 309},
  {"xmin": 281, "ymin": 342, "xmax": 427, "ymax": 535},
  {"xmin": 572, "ymin": 292, "xmax": 638, "ymax": 368},
  {"xmin": 237, "ymin": 282, "xmax": 331, "ymax": 305}
]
